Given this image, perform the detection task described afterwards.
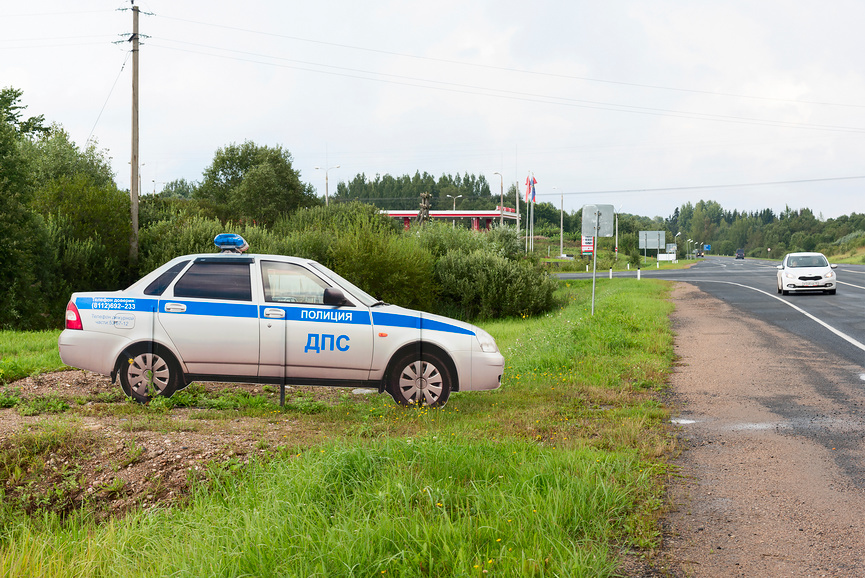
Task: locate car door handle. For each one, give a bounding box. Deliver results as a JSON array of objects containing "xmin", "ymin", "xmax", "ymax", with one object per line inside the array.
[
  {"xmin": 264, "ymin": 308, "xmax": 285, "ymax": 319},
  {"xmin": 164, "ymin": 303, "xmax": 187, "ymax": 313}
]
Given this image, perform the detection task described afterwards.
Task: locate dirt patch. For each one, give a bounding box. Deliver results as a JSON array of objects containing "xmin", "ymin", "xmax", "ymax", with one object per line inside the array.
[
  {"xmin": 660, "ymin": 282, "xmax": 865, "ymax": 575},
  {"xmin": 0, "ymin": 371, "xmax": 372, "ymax": 520}
]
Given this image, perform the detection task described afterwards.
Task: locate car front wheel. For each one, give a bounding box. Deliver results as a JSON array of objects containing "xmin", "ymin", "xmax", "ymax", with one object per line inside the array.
[
  {"xmin": 388, "ymin": 350, "xmax": 452, "ymax": 408},
  {"xmin": 118, "ymin": 345, "xmax": 181, "ymax": 403}
]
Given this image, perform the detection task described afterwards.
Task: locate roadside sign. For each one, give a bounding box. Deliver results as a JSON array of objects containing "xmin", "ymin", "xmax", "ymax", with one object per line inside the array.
[
  {"xmin": 638, "ymin": 231, "xmax": 665, "ymax": 250},
  {"xmin": 581, "ymin": 204, "xmax": 615, "ymax": 237},
  {"xmin": 581, "ymin": 236, "xmax": 594, "ymax": 255}
]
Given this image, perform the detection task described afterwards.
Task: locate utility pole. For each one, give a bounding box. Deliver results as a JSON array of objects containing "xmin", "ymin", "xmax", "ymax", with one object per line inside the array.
[
  {"xmin": 129, "ymin": 2, "xmax": 140, "ymax": 267},
  {"xmin": 560, "ymin": 191, "xmax": 564, "ymax": 257}
]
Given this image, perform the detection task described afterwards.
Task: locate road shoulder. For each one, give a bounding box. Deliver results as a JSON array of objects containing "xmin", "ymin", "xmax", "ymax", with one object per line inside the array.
[{"xmin": 661, "ymin": 282, "xmax": 865, "ymax": 575}]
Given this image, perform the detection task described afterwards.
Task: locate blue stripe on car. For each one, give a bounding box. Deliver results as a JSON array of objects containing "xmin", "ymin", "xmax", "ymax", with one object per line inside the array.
[
  {"xmin": 372, "ymin": 312, "xmax": 475, "ymax": 336},
  {"xmin": 76, "ymin": 297, "xmax": 157, "ymax": 311},
  {"xmin": 160, "ymin": 301, "xmax": 258, "ymax": 318},
  {"xmin": 78, "ymin": 297, "xmax": 474, "ymax": 336},
  {"xmin": 260, "ymin": 306, "xmax": 372, "ymax": 325}
]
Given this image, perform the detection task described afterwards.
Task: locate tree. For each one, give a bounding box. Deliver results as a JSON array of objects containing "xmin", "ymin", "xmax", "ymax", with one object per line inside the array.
[
  {"xmin": 0, "ymin": 94, "xmax": 53, "ymax": 328},
  {"xmin": 29, "ymin": 125, "xmax": 114, "ymax": 189},
  {"xmin": 0, "ymin": 86, "xmax": 48, "ymax": 138},
  {"xmin": 196, "ymin": 141, "xmax": 319, "ymax": 225},
  {"xmin": 158, "ymin": 178, "xmax": 196, "ymax": 199}
]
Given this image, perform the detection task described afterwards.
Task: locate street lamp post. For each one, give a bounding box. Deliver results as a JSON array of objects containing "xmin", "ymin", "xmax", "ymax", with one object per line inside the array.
[
  {"xmin": 552, "ymin": 186, "xmax": 563, "ymax": 258},
  {"xmin": 446, "ymin": 194, "xmax": 462, "ymax": 227},
  {"xmin": 687, "ymin": 239, "xmax": 692, "ymax": 259},
  {"xmin": 493, "ymin": 172, "xmax": 504, "ymax": 226},
  {"xmin": 314, "ymin": 164, "xmax": 340, "ymax": 206}
]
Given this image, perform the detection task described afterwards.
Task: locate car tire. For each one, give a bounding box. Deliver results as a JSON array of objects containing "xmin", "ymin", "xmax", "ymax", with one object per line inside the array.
[
  {"xmin": 777, "ymin": 282, "xmax": 782, "ymax": 294},
  {"xmin": 826, "ymin": 288, "xmax": 836, "ymax": 295},
  {"xmin": 118, "ymin": 344, "xmax": 181, "ymax": 404},
  {"xmin": 387, "ymin": 349, "xmax": 452, "ymax": 408}
]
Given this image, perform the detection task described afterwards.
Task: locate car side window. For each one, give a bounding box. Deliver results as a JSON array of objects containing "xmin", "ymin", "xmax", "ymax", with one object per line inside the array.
[
  {"xmin": 261, "ymin": 261, "xmax": 330, "ymax": 304},
  {"xmin": 143, "ymin": 260, "xmax": 190, "ymax": 296},
  {"xmin": 173, "ymin": 262, "xmax": 252, "ymax": 301}
]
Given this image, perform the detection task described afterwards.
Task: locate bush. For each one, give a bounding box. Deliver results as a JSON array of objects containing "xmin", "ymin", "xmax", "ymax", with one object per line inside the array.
[
  {"xmin": 434, "ymin": 250, "xmax": 558, "ymax": 319},
  {"xmin": 128, "ymin": 206, "xmax": 556, "ymax": 322},
  {"xmin": 417, "ymin": 222, "xmax": 522, "ymax": 260},
  {"xmin": 139, "ymin": 215, "xmax": 226, "ymax": 273},
  {"xmin": 274, "ymin": 202, "xmax": 398, "ymax": 237},
  {"xmin": 329, "ymin": 224, "xmax": 436, "ymax": 311}
]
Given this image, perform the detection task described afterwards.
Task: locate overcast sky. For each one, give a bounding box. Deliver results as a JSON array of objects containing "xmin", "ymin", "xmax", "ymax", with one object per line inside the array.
[{"xmin": 3, "ymin": 1, "xmax": 865, "ymax": 220}]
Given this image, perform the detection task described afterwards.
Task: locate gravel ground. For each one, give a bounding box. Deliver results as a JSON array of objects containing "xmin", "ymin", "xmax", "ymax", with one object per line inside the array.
[
  {"xmin": 661, "ymin": 282, "xmax": 865, "ymax": 576},
  {"xmin": 0, "ymin": 373, "xmax": 361, "ymax": 519}
]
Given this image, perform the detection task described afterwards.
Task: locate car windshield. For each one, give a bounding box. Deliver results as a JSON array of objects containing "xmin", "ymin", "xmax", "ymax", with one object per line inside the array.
[
  {"xmin": 788, "ymin": 255, "xmax": 828, "ymax": 268},
  {"xmin": 309, "ymin": 262, "xmax": 379, "ymax": 307}
]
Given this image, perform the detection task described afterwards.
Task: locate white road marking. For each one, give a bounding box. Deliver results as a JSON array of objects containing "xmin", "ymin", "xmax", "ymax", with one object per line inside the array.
[
  {"xmin": 837, "ymin": 281, "xmax": 865, "ymax": 290},
  {"xmin": 679, "ymin": 279, "xmax": 865, "ymax": 354}
]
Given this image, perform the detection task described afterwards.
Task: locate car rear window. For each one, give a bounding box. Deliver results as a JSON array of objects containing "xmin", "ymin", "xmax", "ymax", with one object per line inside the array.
[{"xmin": 172, "ymin": 262, "xmax": 252, "ymax": 301}]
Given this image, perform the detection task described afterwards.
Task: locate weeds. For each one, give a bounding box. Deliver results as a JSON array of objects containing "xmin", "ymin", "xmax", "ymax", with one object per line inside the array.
[
  {"xmin": 0, "ymin": 387, "xmax": 20, "ymax": 409},
  {"xmin": 16, "ymin": 396, "xmax": 70, "ymax": 417}
]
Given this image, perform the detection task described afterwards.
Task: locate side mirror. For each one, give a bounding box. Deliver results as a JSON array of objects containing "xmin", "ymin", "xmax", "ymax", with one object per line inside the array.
[
  {"xmin": 830, "ymin": 264, "xmax": 838, "ymax": 269},
  {"xmin": 776, "ymin": 265, "xmax": 783, "ymax": 270},
  {"xmin": 324, "ymin": 287, "xmax": 349, "ymax": 307}
]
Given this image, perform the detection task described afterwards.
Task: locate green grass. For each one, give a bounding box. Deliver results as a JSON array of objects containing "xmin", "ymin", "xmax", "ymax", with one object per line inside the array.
[
  {"xmin": 0, "ymin": 440, "xmax": 657, "ymax": 577},
  {"xmin": 0, "ymin": 279, "xmax": 676, "ymax": 576},
  {"xmin": 0, "ymin": 330, "xmax": 65, "ymax": 384}
]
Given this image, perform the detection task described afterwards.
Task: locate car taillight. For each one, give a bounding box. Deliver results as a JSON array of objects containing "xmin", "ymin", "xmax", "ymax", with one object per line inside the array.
[{"xmin": 65, "ymin": 301, "xmax": 83, "ymax": 330}]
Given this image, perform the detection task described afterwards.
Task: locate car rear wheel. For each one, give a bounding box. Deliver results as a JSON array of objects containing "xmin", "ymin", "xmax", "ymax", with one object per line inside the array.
[
  {"xmin": 388, "ymin": 350, "xmax": 452, "ymax": 408},
  {"xmin": 118, "ymin": 344, "xmax": 181, "ymax": 403}
]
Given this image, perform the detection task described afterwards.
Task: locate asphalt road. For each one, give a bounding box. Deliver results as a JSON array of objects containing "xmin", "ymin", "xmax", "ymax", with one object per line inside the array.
[
  {"xmin": 561, "ymin": 258, "xmax": 865, "ymax": 572},
  {"xmin": 560, "ymin": 256, "xmax": 865, "ymax": 369}
]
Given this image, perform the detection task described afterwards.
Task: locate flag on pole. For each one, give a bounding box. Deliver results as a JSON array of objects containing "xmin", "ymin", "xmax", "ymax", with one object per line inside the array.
[{"xmin": 525, "ymin": 174, "xmax": 537, "ymax": 203}]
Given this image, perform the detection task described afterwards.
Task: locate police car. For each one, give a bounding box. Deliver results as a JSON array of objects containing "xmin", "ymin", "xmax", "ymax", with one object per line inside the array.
[{"xmin": 58, "ymin": 234, "xmax": 504, "ymax": 407}]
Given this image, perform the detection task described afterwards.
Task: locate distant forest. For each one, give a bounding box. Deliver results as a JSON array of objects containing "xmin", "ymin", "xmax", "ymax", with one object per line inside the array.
[{"xmin": 333, "ymin": 172, "xmax": 865, "ymax": 258}]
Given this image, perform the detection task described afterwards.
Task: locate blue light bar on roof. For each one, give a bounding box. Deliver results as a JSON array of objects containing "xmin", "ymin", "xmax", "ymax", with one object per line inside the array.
[{"xmin": 214, "ymin": 233, "xmax": 249, "ymax": 253}]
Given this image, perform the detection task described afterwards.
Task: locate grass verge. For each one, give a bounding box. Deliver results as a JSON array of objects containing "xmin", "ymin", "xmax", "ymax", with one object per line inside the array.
[
  {"xmin": 0, "ymin": 331, "xmax": 65, "ymax": 384},
  {"xmin": 0, "ymin": 279, "xmax": 676, "ymax": 576}
]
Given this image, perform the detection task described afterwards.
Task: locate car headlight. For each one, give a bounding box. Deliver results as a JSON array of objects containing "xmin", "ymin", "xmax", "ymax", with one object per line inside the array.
[
  {"xmin": 475, "ymin": 328, "xmax": 499, "ymax": 353},
  {"xmin": 824, "ymin": 271, "xmax": 834, "ymax": 279},
  {"xmin": 784, "ymin": 271, "xmax": 796, "ymax": 279}
]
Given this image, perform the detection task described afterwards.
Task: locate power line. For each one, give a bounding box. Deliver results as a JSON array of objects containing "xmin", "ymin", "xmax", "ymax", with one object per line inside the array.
[
  {"xmin": 146, "ymin": 39, "xmax": 865, "ymax": 134},
  {"xmin": 535, "ymin": 175, "xmax": 865, "ymax": 197},
  {"xmin": 153, "ymin": 13, "xmax": 865, "ymax": 110},
  {"xmin": 86, "ymin": 51, "xmax": 131, "ymax": 146}
]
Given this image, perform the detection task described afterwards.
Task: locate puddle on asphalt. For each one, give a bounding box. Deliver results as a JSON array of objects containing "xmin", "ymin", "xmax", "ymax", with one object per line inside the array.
[{"xmin": 729, "ymin": 422, "xmax": 780, "ymax": 431}]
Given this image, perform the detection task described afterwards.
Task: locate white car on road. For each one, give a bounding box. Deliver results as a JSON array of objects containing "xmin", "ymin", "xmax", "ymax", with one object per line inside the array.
[
  {"xmin": 776, "ymin": 252, "xmax": 837, "ymax": 295},
  {"xmin": 59, "ymin": 234, "xmax": 504, "ymax": 407}
]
